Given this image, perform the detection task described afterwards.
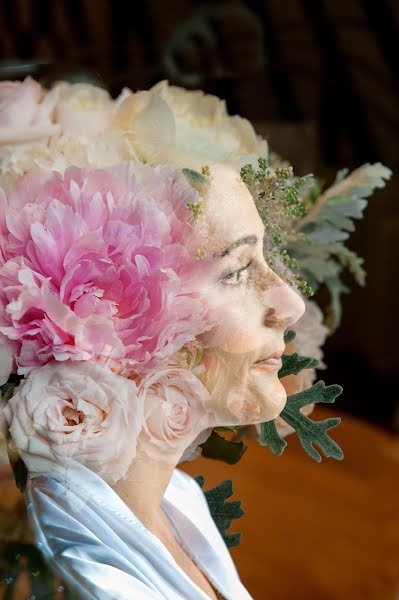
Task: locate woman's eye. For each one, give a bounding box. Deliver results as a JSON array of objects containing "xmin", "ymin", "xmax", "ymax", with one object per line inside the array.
[{"xmin": 221, "ymin": 260, "xmax": 253, "ymax": 286}]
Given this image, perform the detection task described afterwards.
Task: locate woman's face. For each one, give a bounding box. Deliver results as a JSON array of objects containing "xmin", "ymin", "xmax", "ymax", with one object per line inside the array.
[{"xmin": 196, "ymin": 164, "xmax": 305, "ymax": 426}]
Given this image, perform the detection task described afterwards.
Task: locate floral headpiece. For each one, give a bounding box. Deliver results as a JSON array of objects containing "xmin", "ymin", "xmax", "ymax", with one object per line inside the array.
[{"xmin": 0, "ymin": 77, "xmax": 392, "ymax": 546}]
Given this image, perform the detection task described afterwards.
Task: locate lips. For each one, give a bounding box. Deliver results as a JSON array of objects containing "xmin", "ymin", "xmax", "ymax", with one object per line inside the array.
[{"xmin": 251, "ymin": 349, "xmax": 284, "ymax": 372}]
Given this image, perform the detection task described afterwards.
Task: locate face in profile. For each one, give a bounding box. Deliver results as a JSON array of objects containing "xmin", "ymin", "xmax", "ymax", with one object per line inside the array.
[{"xmin": 195, "ymin": 164, "xmax": 305, "ymax": 426}]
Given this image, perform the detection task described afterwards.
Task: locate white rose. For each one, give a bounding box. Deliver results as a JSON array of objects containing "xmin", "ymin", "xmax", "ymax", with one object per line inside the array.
[
  {"xmin": 53, "ymin": 82, "xmax": 114, "ymax": 137},
  {"xmin": 113, "ymin": 80, "xmax": 268, "ymax": 170},
  {"xmin": 3, "ymin": 361, "xmax": 143, "ymax": 484},
  {"xmin": 138, "ymin": 366, "xmax": 213, "ymax": 460}
]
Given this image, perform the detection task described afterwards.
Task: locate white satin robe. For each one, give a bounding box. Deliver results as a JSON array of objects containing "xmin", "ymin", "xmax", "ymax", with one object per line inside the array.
[{"xmin": 25, "ymin": 458, "xmax": 252, "ymax": 600}]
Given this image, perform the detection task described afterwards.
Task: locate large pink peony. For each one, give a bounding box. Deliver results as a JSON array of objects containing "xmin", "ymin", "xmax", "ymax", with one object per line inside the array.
[{"xmin": 0, "ymin": 163, "xmax": 216, "ymax": 375}]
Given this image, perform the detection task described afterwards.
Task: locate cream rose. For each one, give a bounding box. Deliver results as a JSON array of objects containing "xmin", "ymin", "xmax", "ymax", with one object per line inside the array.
[
  {"xmin": 138, "ymin": 366, "xmax": 213, "ymax": 460},
  {"xmin": 0, "ymin": 83, "xmax": 134, "ymax": 175},
  {"xmin": 113, "ymin": 80, "xmax": 268, "ymax": 170},
  {"xmin": 53, "ymin": 82, "xmax": 114, "ymax": 137},
  {"xmin": 3, "ymin": 361, "xmax": 143, "ymax": 484}
]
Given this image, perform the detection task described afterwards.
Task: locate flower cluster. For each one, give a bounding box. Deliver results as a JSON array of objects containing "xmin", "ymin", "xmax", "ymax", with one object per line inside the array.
[
  {"xmin": 0, "ymin": 163, "xmax": 216, "ymax": 378},
  {"xmin": 1, "ymin": 75, "xmax": 389, "ymax": 481},
  {"xmin": 240, "ymin": 157, "xmax": 314, "ymax": 297},
  {"xmin": 0, "ymin": 78, "xmax": 267, "ymax": 186}
]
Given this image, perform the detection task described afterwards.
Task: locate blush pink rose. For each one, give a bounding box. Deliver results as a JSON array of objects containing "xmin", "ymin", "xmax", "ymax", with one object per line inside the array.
[
  {"xmin": 138, "ymin": 366, "xmax": 213, "ymax": 460},
  {"xmin": 0, "ymin": 77, "xmax": 43, "ymax": 128},
  {"xmin": 2, "ymin": 361, "xmax": 143, "ymax": 484}
]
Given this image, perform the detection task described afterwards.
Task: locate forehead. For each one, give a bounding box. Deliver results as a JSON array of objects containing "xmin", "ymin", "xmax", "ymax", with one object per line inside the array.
[{"xmin": 200, "ymin": 164, "xmax": 264, "ymax": 256}]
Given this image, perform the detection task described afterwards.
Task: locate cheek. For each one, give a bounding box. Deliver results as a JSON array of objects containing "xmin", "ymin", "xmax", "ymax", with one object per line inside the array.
[
  {"xmin": 201, "ymin": 325, "xmax": 262, "ymax": 355},
  {"xmin": 202, "ymin": 293, "xmax": 268, "ymax": 353},
  {"xmin": 220, "ymin": 329, "xmax": 265, "ymax": 354},
  {"xmin": 200, "ymin": 350, "xmax": 287, "ymax": 426},
  {"xmin": 199, "ymin": 351, "xmax": 248, "ymax": 420}
]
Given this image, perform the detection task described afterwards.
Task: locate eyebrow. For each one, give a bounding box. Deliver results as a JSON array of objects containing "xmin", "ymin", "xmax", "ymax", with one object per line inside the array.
[{"xmin": 214, "ymin": 234, "xmax": 258, "ymax": 258}]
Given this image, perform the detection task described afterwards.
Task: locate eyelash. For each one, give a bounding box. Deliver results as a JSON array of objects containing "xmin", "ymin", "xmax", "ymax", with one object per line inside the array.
[{"xmin": 221, "ymin": 260, "xmax": 253, "ymax": 287}]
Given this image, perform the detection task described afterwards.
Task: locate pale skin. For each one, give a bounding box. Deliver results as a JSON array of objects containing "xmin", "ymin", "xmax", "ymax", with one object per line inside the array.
[{"xmin": 112, "ymin": 164, "xmax": 305, "ymax": 599}]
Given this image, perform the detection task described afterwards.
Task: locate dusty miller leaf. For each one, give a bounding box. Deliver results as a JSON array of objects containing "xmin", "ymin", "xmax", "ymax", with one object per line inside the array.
[
  {"xmin": 325, "ymin": 276, "xmax": 350, "ymax": 331},
  {"xmin": 280, "ymin": 381, "xmax": 343, "ymax": 462},
  {"xmin": 283, "ymin": 329, "xmax": 296, "ymax": 344},
  {"xmin": 195, "ymin": 476, "xmax": 244, "ymax": 547},
  {"xmin": 260, "ymin": 381, "xmax": 343, "ymax": 462},
  {"xmin": 200, "ymin": 430, "xmax": 247, "ymax": 465},
  {"xmin": 278, "ymin": 353, "xmax": 319, "ymax": 379},
  {"xmin": 289, "ymin": 163, "xmax": 391, "ymax": 328},
  {"xmin": 259, "ymin": 420, "xmax": 287, "ymax": 455}
]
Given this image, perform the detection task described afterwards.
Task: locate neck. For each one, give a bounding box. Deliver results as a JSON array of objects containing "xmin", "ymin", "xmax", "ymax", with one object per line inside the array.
[{"xmin": 111, "ymin": 441, "xmax": 180, "ymax": 536}]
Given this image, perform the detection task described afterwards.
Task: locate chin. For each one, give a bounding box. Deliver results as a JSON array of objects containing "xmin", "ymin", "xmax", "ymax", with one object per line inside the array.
[
  {"xmin": 247, "ymin": 372, "xmax": 288, "ymax": 425},
  {"xmin": 222, "ymin": 374, "xmax": 287, "ymax": 426}
]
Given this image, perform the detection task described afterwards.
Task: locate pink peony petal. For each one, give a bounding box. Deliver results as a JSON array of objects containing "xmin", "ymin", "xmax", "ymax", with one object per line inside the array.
[{"xmin": 0, "ymin": 164, "xmax": 217, "ymax": 374}]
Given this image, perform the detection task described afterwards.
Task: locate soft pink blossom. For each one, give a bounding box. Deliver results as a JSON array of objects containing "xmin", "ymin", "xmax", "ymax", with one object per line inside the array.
[
  {"xmin": 0, "ymin": 163, "xmax": 216, "ymax": 375},
  {"xmin": 2, "ymin": 360, "xmax": 142, "ymax": 484},
  {"xmin": 138, "ymin": 366, "xmax": 213, "ymax": 460},
  {"xmin": 0, "ymin": 77, "xmax": 43, "ymax": 128}
]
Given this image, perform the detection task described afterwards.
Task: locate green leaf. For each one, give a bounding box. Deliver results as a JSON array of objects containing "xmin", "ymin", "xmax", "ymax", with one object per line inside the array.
[
  {"xmin": 259, "ymin": 420, "xmax": 287, "ymax": 456},
  {"xmin": 278, "ymin": 353, "xmax": 319, "ymax": 379},
  {"xmin": 200, "ymin": 431, "xmax": 247, "ymax": 465},
  {"xmin": 0, "ymin": 382, "xmax": 18, "ymax": 403},
  {"xmin": 280, "ymin": 381, "xmax": 344, "ymax": 462},
  {"xmin": 289, "ymin": 163, "xmax": 391, "ymax": 327},
  {"xmin": 240, "ymin": 158, "xmax": 314, "ymax": 295},
  {"xmin": 260, "ymin": 381, "xmax": 343, "ymax": 462},
  {"xmin": 195, "ymin": 477, "xmax": 244, "ymax": 547},
  {"xmin": 283, "ymin": 329, "xmax": 296, "ymax": 344},
  {"xmin": 182, "ymin": 168, "xmax": 208, "ymax": 190},
  {"xmin": 333, "ymin": 167, "xmax": 349, "ymax": 185},
  {"xmin": 9, "ymin": 455, "xmax": 28, "ymax": 494},
  {"xmin": 325, "ymin": 276, "xmax": 350, "ymax": 331},
  {"xmin": 1, "ymin": 376, "xmax": 24, "ymax": 412}
]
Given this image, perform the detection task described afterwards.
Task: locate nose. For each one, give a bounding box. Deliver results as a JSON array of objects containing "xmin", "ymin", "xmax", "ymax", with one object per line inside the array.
[{"xmin": 261, "ymin": 274, "xmax": 306, "ymax": 329}]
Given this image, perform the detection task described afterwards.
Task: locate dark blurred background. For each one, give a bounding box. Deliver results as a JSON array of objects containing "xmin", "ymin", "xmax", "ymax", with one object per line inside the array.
[
  {"xmin": 0, "ymin": 3, "xmax": 398, "ymax": 599},
  {"xmin": 3, "ymin": 0, "xmax": 396, "ymax": 430}
]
